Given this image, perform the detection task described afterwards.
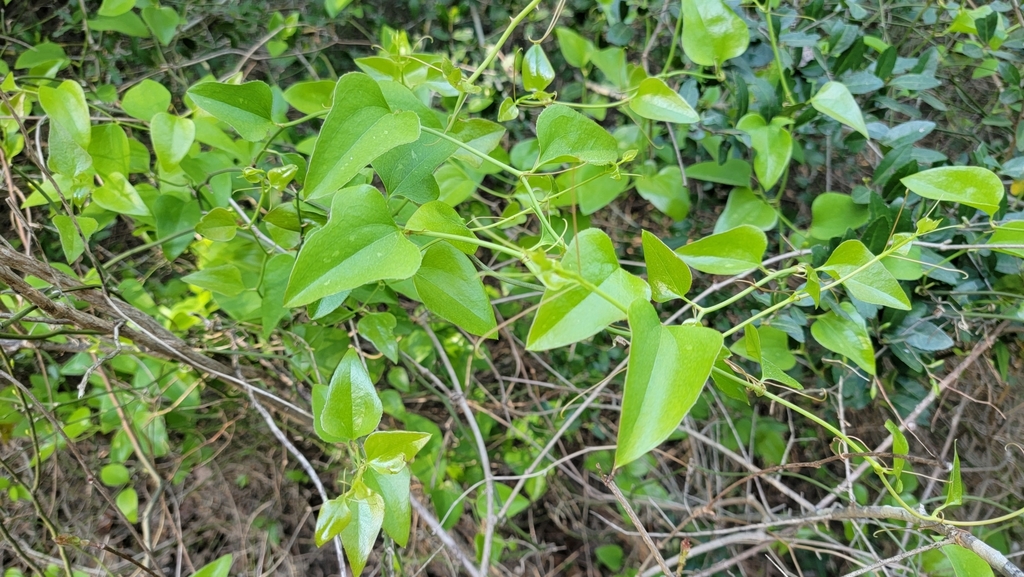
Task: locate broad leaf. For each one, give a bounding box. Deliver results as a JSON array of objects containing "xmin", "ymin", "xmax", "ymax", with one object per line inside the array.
[
  {"xmin": 320, "ymin": 348, "xmax": 382, "ymax": 441},
  {"xmin": 141, "ymin": 5, "xmax": 178, "ymax": 46},
  {"xmin": 93, "ymin": 172, "xmax": 150, "ymax": 216},
  {"xmin": 365, "ymin": 467, "xmax": 413, "ymax": 547},
  {"xmin": 901, "ymin": 166, "xmax": 1004, "ymax": 216},
  {"xmin": 413, "ymin": 242, "xmax": 496, "ymax": 337},
  {"xmin": 122, "ymin": 79, "xmax": 170, "ymax": 121},
  {"xmin": 311, "ymin": 385, "xmax": 347, "ymax": 443},
  {"xmin": 39, "ymin": 80, "xmax": 91, "ymax": 149},
  {"xmin": 810, "ymin": 82, "xmax": 869, "ymax": 138},
  {"xmin": 942, "ymin": 545, "xmax": 994, "ymax": 577},
  {"xmin": 283, "ymin": 80, "xmax": 336, "ymax": 114},
  {"xmin": 635, "ymin": 166, "xmax": 690, "ymax": 220},
  {"xmin": 523, "ymin": 44, "xmax": 554, "ymax": 92},
  {"xmin": 714, "ymin": 187, "xmax": 777, "ymax": 233},
  {"xmin": 404, "ymin": 201, "xmax": 478, "ymax": 254},
  {"xmin": 681, "ymin": 0, "xmax": 749, "ymax": 68},
  {"xmin": 53, "ymin": 215, "xmax": 98, "ymax": 263},
  {"xmin": 357, "ymin": 312, "xmax": 399, "ymax": 362},
  {"xmin": 988, "ymin": 221, "xmax": 1024, "ymax": 257},
  {"xmin": 736, "ymin": 114, "xmax": 792, "ymax": 190},
  {"xmin": 686, "ymin": 158, "xmax": 752, "ymax": 187},
  {"xmin": 552, "ymin": 164, "xmax": 630, "ymax": 215},
  {"xmin": 284, "ymin": 186, "xmax": 421, "ymax": 307},
  {"xmin": 675, "ymin": 225, "xmax": 767, "ymax": 275},
  {"xmin": 181, "ymin": 265, "xmax": 246, "ymax": 296},
  {"xmin": 819, "ymin": 240, "xmax": 911, "ymax": 310},
  {"xmin": 196, "ymin": 207, "xmax": 237, "ymax": 241},
  {"xmin": 116, "ymin": 487, "xmax": 138, "ymax": 523},
  {"xmin": 315, "ymin": 497, "xmax": 351, "ymax": 547},
  {"xmin": 98, "ymin": 0, "xmax": 134, "ymax": 17},
  {"xmin": 150, "ymin": 112, "xmax": 195, "ymax": 170},
  {"xmin": 809, "ymin": 193, "xmax": 869, "ymax": 239},
  {"xmin": 615, "ymin": 300, "xmax": 722, "ymax": 468},
  {"xmin": 339, "ymin": 482, "xmax": 385, "ymax": 577},
  {"xmin": 89, "ymin": 124, "xmax": 131, "ymax": 178},
  {"xmin": 190, "ymin": 554, "xmax": 232, "ymax": 577},
  {"xmin": 535, "ymin": 105, "xmax": 619, "ymax": 167},
  {"xmin": 810, "ymin": 302, "xmax": 875, "ymax": 374},
  {"xmin": 526, "ymin": 229, "xmax": 650, "ymax": 351},
  {"xmin": 555, "ymin": 26, "xmax": 595, "ymax": 68},
  {"xmin": 304, "ymin": 73, "xmax": 420, "ymax": 199},
  {"xmin": 629, "ymin": 77, "xmax": 699, "ymax": 124},
  {"xmin": 364, "ymin": 430, "xmax": 432, "ymax": 470},
  {"xmin": 187, "ymin": 81, "xmax": 275, "ymax": 141},
  {"xmin": 642, "ymin": 230, "xmax": 692, "ymax": 302}
]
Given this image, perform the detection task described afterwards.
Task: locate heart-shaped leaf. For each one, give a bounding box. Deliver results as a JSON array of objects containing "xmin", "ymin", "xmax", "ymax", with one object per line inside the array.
[
  {"xmin": 810, "ymin": 302, "xmax": 875, "ymax": 374},
  {"xmin": 675, "ymin": 225, "xmax": 767, "ymax": 275},
  {"xmin": 526, "ymin": 229, "xmax": 650, "ymax": 351},
  {"xmin": 284, "ymin": 185, "xmax": 422, "ymax": 307},
  {"xmin": 357, "ymin": 312, "xmax": 399, "ymax": 362},
  {"xmin": 634, "ymin": 166, "xmax": 690, "ymax": 220},
  {"xmin": 93, "ymin": 172, "xmax": 150, "ymax": 216},
  {"xmin": 122, "ymin": 79, "xmax": 171, "ymax": 122},
  {"xmin": 413, "ymin": 242, "xmax": 496, "ymax": 337},
  {"xmin": 641, "ymin": 230, "xmax": 692, "ymax": 302},
  {"xmin": 150, "ymin": 112, "xmax": 195, "ymax": 170},
  {"xmin": 810, "ymin": 81, "xmax": 869, "ymax": 138},
  {"xmin": 283, "ymin": 80, "xmax": 336, "ymax": 114},
  {"xmin": 196, "ymin": 207, "xmax": 237, "ymax": 241},
  {"xmin": 320, "ymin": 349, "xmax": 382, "ymax": 441},
  {"xmin": 535, "ymin": 105, "xmax": 619, "ymax": 167},
  {"xmin": 736, "ymin": 114, "xmax": 793, "ymax": 190},
  {"xmin": 809, "ymin": 192, "xmax": 869, "ymax": 239},
  {"xmin": 629, "ymin": 77, "xmax": 699, "ymax": 124},
  {"xmin": 523, "ymin": 44, "xmax": 555, "ymax": 92},
  {"xmin": 819, "ymin": 240, "xmax": 911, "ymax": 310},
  {"xmin": 901, "ymin": 166, "xmax": 1004, "ymax": 216},
  {"xmin": 365, "ymin": 466, "xmax": 413, "ymax": 546},
  {"xmin": 714, "ymin": 187, "xmax": 777, "ymax": 233},
  {"xmin": 89, "ymin": 124, "xmax": 131, "ymax": 178},
  {"xmin": 187, "ymin": 81, "xmax": 275, "ymax": 142},
  {"xmin": 405, "ymin": 201, "xmax": 478, "ymax": 254},
  {"xmin": 681, "ymin": 0, "xmax": 749, "ymax": 68},
  {"xmin": 616, "ymin": 300, "xmax": 723, "ymax": 468},
  {"xmin": 304, "ymin": 73, "xmax": 420, "ymax": 199},
  {"xmin": 141, "ymin": 6, "xmax": 178, "ymax": 46},
  {"xmin": 53, "ymin": 215, "xmax": 98, "ymax": 263}
]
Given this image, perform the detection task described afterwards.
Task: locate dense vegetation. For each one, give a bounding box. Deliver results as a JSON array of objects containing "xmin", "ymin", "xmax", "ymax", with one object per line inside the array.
[{"xmin": 1, "ymin": 0, "xmax": 1023, "ymax": 576}]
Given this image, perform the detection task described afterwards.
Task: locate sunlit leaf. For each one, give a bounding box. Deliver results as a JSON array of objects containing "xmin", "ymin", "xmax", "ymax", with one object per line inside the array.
[
  {"xmin": 681, "ymin": 0, "xmax": 749, "ymax": 68},
  {"xmin": 320, "ymin": 349, "xmax": 383, "ymax": 441},
  {"xmin": 901, "ymin": 166, "xmax": 1004, "ymax": 216},
  {"xmin": 810, "ymin": 81, "xmax": 869, "ymax": 138},
  {"xmin": 642, "ymin": 230, "xmax": 692, "ymax": 302},
  {"xmin": 629, "ymin": 77, "xmax": 699, "ymax": 124},
  {"xmin": 819, "ymin": 240, "xmax": 911, "ymax": 310},
  {"xmin": 675, "ymin": 225, "xmax": 767, "ymax": 275}
]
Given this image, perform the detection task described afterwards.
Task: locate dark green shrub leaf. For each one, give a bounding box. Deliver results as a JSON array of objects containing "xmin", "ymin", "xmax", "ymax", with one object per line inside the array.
[{"xmin": 615, "ymin": 300, "xmax": 722, "ymax": 468}]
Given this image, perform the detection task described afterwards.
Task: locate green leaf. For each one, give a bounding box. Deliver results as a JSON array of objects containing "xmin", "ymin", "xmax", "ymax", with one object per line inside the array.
[
  {"xmin": 809, "ymin": 192, "xmax": 870, "ymax": 239},
  {"xmin": 53, "ymin": 215, "xmax": 98, "ymax": 263},
  {"xmin": 181, "ymin": 265, "xmax": 246, "ymax": 296},
  {"xmin": 942, "ymin": 545, "xmax": 994, "ymax": 577},
  {"xmin": 150, "ymin": 112, "xmax": 195, "ymax": 170},
  {"xmin": 810, "ymin": 82, "xmax": 869, "ymax": 138},
  {"xmin": 810, "ymin": 302, "xmax": 875, "ymax": 374},
  {"xmin": 988, "ymin": 221, "xmax": 1024, "ymax": 257},
  {"xmin": 526, "ymin": 229, "xmax": 650, "ymax": 351},
  {"xmin": 116, "ymin": 487, "xmax": 138, "ymax": 523},
  {"xmin": 629, "ymin": 77, "xmax": 699, "ymax": 124},
  {"xmin": 884, "ymin": 419, "xmax": 907, "ymax": 481},
  {"xmin": 736, "ymin": 114, "xmax": 793, "ymax": 190},
  {"xmin": 364, "ymin": 430, "xmax": 432, "ymax": 469},
  {"xmin": 153, "ymin": 195, "xmax": 200, "ymax": 260},
  {"xmin": 93, "ymin": 172, "xmax": 150, "ymax": 216},
  {"xmin": 819, "ymin": 240, "xmax": 911, "ymax": 310},
  {"xmin": 373, "ymin": 130, "xmax": 456, "ymax": 204},
  {"xmin": 284, "ymin": 186, "xmax": 422, "ymax": 307},
  {"xmin": 535, "ymin": 105, "xmax": 619, "ymax": 167},
  {"xmin": 260, "ymin": 253, "xmax": 294, "ymax": 336},
  {"xmin": 89, "ymin": 124, "xmax": 131, "ymax": 178},
  {"xmin": 303, "ymin": 73, "xmax": 420, "ymax": 199},
  {"xmin": 595, "ymin": 544, "xmax": 624, "ymax": 572},
  {"xmin": 476, "ymin": 483, "xmax": 530, "ymax": 518},
  {"xmin": 450, "ymin": 118, "xmax": 506, "ymax": 167},
  {"xmin": 552, "ymin": 164, "xmax": 629, "ymax": 215},
  {"xmin": 675, "ymin": 225, "xmax": 767, "ymax": 275},
  {"xmin": 321, "ymin": 349, "xmax": 382, "ymax": 441},
  {"xmin": 38, "ymin": 80, "xmax": 91, "ymax": 149},
  {"xmin": 187, "ymin": 81, "xmax": 274, "ymax": 142},
  {"xmin": 283, "ymin": 80, "xmax": 336, "ymax": 114},
  {"xmin": 523, "ymin": 44, "xmax": 555, "ymax": 92},
  {"xmin": 88, "ymin": 12, "xmax": 151, "ymax": 38},
  {"xmin": 364, "ymin": 466, "xmax": 412, "ymax": 546},
  {"xmin": 681, "ymin": 0, "xmax": 750, "ymax": 68},
  {"xmin": 555, "ymin": 27, "xmax": 595, "ymax": 68},
  {"xmin": 196, "ymin": 207, "xmax": 237, "ymax": 241},
  {"xmin": 324, "ymin": 0, "xmax": 354, "ymax": 18},
  {"xmin": 634, "ymin": 166, "xmax": 690, "ymax": 220},
  {"xmin": 141, "ymin": 5, "xmax": 178, "ymax": 46},
  {"xmin": 642, "ymin": 230, "xmax": 692, "ymax": 302},
  {"xmin": 901, "ymin": 166, "xmax": 1004, "ymax": 216},
  {"xmin": 615, "ymin": 300, "xmax": 723, "ymax": 468},
  {"xmin": 497, "ymin": 97, "xmax": 519, "ymax": 122},
  {"xmin": 413, "ymin": 242, "xmax": 497, "ymax": 337},
  {"xmin": 732, "ymin": 325, "xmax": 796, "ymax": 371},
  {"xmin": 714, "ymin": 187, "xmax": 777, "ymax": 233},
  {"xmin": 98, "ymin": 0, "xmax": 134, "ymax": 17},
  {"xmin": 357, "ymin": 312, "xmax": 399, "ymax": 362},
  {"xmin": 939, "ymin": 445, "xmax": 963, "ymax": 512},
  {"xmin": 315, "ymin": 497, "xmax": 352, "ymax": 547},
  {"xmin": 122, "ymin": 79, "xmax": 170, "ymax": 121},
  {"xmin": 405, "ymin": 201, "xmax": 478, "ymax": 254},
  {"xmin": 99, "ymin": 463, "xmax": 130, "ymax": 486},
  {"xmin": 14, "ymin": 42, "xmax": 69, "ymax": 73},
  {"xmin": 339, "ymin": 481, "xmax": 385, "ymax": 577},
  {"xmin": 190, "ymin": 554, "xmax": 232, "ymax": 577},
  {"xmin": 686, "ymin": 158, "xmax": 752, "ymax": 187},
  {"xmin": 311, "ymin": 385, "xmax": 347, "ymax": 443}
]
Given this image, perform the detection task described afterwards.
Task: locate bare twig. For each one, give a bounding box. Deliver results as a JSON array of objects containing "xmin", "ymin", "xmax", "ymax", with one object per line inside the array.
[
  {"xmin": 601, "ymin": 471, "xmax": 674, "ymax": 577},
  {"xmin": 410, "ymin": 495, "xmax": 482, "ymax": 577}
]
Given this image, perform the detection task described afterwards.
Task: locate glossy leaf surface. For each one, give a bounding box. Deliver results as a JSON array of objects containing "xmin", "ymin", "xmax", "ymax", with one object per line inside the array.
[
  {"xmin": 675, "ymin": 225, "xmax": 767, "ymax": 275},
  {"xmin": 819, "ymin": 240, "xmax": 911, "ymax": 310}
]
